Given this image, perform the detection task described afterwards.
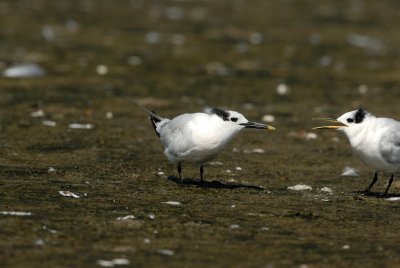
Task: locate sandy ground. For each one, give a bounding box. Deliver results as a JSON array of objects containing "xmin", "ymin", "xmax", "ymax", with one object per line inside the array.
[{"xmin": 1, "ymin": 0, "xmax": 400, "ymax": 267}]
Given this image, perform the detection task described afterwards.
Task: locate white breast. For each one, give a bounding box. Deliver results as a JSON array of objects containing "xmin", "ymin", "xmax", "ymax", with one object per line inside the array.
[{"xmin": 347, "ymin": 119, "xmax": 400, "ymax": 172}]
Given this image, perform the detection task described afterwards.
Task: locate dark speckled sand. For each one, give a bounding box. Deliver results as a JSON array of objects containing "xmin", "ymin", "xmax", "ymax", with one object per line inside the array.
[{"xmin": 1, "ymin": 0, "xmax": 400, "ymax": 267}]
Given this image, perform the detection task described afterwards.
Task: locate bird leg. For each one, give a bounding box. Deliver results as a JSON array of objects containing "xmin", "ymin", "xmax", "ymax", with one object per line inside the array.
[
  {"xmin": 366, "ymin": 172, "xmax": 378, "ymax": 193},
  {"xmin": 384, "ymin": 174, "xmax": 394, "ymax": 196},
  {"xmin": 177, "ymin": 163, "xmax": 182, "ymax": 183},
  {"xmin": 200, "ymin": 165, "xmax": 204, "ymax": 184}
]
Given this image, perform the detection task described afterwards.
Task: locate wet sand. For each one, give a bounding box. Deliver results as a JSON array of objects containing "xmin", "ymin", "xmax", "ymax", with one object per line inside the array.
[{"xmin": 1, "ymin": 0, "xmax": 400, "ymax": 267}]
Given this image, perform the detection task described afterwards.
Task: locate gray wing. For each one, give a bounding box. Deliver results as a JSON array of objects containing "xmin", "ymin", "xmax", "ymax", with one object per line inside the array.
[
  {"xmin": 158, "ymin": 114, "xmax": 198, "ymax": 158},
  {"xmin": 379, "ymin": 121, "xmax": 400, "ymax": 165}
]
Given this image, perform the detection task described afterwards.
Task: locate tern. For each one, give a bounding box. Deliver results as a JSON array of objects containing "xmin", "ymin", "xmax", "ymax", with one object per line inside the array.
[
  {"xmin": 313, "ymin": 108, "xmax": 400, "ymax": 195},
  {"xmin": 143, "ymin": 107, "xmax": 275, "ymax": 183}
]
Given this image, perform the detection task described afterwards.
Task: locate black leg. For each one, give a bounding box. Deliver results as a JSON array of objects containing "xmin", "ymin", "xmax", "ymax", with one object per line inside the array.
[
  {"xmin": 177, "ymin": 163, "xmax": 182, "ymax": 183},
  {"xmin": 366, "ymin": 172, "xmax": 378, "ymax": 193},
  {"xmin": 384, "ymin": 174, "xmax": 394, "ymax": 196},
  {"xmin": 200, "ymin": 165, "xmax": 204, "ymax": 183}
]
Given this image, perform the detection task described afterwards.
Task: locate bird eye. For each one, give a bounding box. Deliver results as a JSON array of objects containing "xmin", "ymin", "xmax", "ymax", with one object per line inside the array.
[
  {"xmin": 347, "ymin": 118, "xmax": 354, "ymax": 123},
  {"xmin": 231, "ymin": 117, "xmax": 238, "ymax": 122}
]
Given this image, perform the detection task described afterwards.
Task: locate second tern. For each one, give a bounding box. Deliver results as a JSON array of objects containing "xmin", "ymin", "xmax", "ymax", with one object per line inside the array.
[{"xmin": 313, "ymin": 108, "xmax": 400, "ymax": 195}]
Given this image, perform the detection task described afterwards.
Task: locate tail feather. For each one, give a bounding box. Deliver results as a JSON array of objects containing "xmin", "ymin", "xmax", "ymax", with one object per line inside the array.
[
  {"xmin": 133, "ymin": 101, "xmax": 164, "ymax": 137},
  {"xmin": 149, "ymin": 110, "xmax": 162, "ymax": 137}
]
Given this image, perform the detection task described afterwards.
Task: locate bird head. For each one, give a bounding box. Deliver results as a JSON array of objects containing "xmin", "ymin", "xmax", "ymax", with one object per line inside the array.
[
  {"xmin": 313, "ymin": 108, "xmax": 374, "ymax": 133},
  {"xmin": 210, "ymin": 108, "xmax": 275, "ymax": 131}
]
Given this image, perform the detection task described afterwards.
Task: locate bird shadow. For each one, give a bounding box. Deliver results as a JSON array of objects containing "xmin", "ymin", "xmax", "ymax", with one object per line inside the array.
[
  {"xmin": 167, "ymin": 176, "xmax": 264, "ymax": 190},
  {"xmin": 352, "ymin": 190, "xmax": 400, "ymax": 199}
]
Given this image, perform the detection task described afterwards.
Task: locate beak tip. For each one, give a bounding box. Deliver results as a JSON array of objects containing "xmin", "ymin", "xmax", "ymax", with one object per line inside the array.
[{"xmin": 312, "ymin": 118, "xmax": 348, "ymax": 129}]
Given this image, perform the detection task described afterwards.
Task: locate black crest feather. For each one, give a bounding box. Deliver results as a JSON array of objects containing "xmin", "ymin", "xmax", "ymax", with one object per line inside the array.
[
  {"xmin": 355, "ymin": 108, "xmax": 366, "ymax": 123},
  {"xmin": 211, "ymin": 108, "xmax": 230, "ymax": 121},
  {"xmin": 150, "ymin": 110, "xmax": 161, "ymax": 137}
]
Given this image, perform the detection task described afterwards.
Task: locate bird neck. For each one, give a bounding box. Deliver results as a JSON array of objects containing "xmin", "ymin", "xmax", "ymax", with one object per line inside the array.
[{"xmin": 344, "ymin": 121, "xmax": 373, "ymax": 149}]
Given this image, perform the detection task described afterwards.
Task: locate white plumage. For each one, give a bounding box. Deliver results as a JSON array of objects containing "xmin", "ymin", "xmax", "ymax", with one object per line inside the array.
[
  {"xmin": 145, "ymin": 107, "xmax": 275, "ymax": 183},
  {"xmin": 314, "ymin": 108, "xmax": 400, "ymax": 195}
]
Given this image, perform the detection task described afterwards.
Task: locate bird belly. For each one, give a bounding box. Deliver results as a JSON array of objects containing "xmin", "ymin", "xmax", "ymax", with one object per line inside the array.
[
  {"xmin": 164, "ymin": 135, "xmax": 231, "ymax": 164},
  {"xmin": 352, "ymin": 146, "xmax": 398, "ymax": 172},
  {"xmin": 165, "ymin": 143, "xmax": 220, "ymax": 163}
]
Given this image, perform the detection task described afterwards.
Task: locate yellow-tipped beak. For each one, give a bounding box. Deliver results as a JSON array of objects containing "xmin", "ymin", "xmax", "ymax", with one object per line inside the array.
[
  {"xmin": 312, "ymin": 118, "xmax": 348, "ymax": 130},
  {"xmin": 240, "ymin": 122, "xmax": 276, "ymax": 130}
]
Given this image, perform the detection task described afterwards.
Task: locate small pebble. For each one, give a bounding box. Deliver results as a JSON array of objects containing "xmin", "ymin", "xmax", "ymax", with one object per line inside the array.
[
  {"xmin": 249, "ymin": 32, "xmax": 263, "ymax": 45},
  {"xmin": 97, "ymin": 258, "xmax": 130, "ymax": 267},
  {"xmin": 0, "ymin": 211, "xmax": 32, "ymax": 216},
  {"xmin": 190, "ymin": 7, "xmax": 206, "ymax": 20},
  {"xmin": 276, "ymin": 83, "xmax": 290, "ymax": 95},
  {"xmin": 127, "ymin": 56, "xmax": 142, "ymax": 66},
  {"xmin": 165, "ymin": 6, "xmax": 183, "ymax": 20},
  {"xmin": 59, "ymin": 190, "xmax": 80, "ymax": 198},
  {"xmin": 35, "ymin": 239, "xmax": 45, "ymax": 246},
  {"xmin": 309, "ymin": 33, "xmax": 321, "ymax": 45},
  {"xmin": 358, "ymin": 84, "xmax": 368, "ymax": 94},
  {"xmin": 287, "ymin": 184, "xmax": 312, "ymax": 191},
  {"xmin": 145, "ymin": 31, "xmax": 161, "ymax": 44},
  {"xmin": 42, "ymin": 120, "xmax": 56, "ymax": 127},
  {"xmin": 171, "ymin": 34, "xmax": 185, "ymax": 45},
  {"xmin": 31, "ymin": 109, "xmax": 45, "ymax": 117},
  {"xmin": 48, "ymin": 167, "xmax": 56, "ymax": 173},
  {"xmin": 156, "ymin": 249, "xmax": 174, "ymax": 256},
  {"xmin": 320, "ymin": 187, "xmax": 333, "ymax": 194},
  {"xmin": 65, "ymin": 19, "xmax": 79, "ymax": 32},
  {"xmin": 106, "ymin": 112, "xmax": 113, "ymax": 119},
  {"xmin": 341, "ymin": 166, "xmax": 359, "ymax": 177},
  {"xmin": 262, "ymin": 114, "xmax": 275, "ymax": 123},
  {"xmin": 242, "ymin": 103, "xmax": 255, "ymax": 110},
  {"xmin": 236, "ymin": 42, "xmax": 249, "ymax": 53},
  {"xmin": 319, "ymin": 55, "xmax": 333, "ymax": 67},
  {"xmin": 42, "ymin": 25, "xmax": 55, "ymax": 41},
  {"xmin": 230, "ymin": 224, "xmax": 240, "ymax": 229},
  {"xmin": 305, "ymin": 132, "xmax": 318, "ymax": 140},
  {"xmin": 117, "ymin": 215, "xmax": 135, "ymax": 221},
  {"xmin": 3, "ymin": 63, "xmax": 45, "ymax": 78},
  {"xmin": 112, "ymin": 259, "xmax": 130, "ymax": 265},
  {"xmin": 96, "ymin": 65, "xmax": 108, "ymax": 75},
  {"xmin": 288, "ymin": 131, "xmax": 317, "ymax": 140},
  {"xmin": 69, "ymin": 123, "xmax": 94, "ymax": 130},
  {"xmin": 251, "ymin": 148, "xmax": 265, "ymax": 154},
  {"xmin": 386, "ymin": 197, "xmax": 400, "ymax": 201},
  {"xmin": 205, "ymin": 61, "xmax": 229, "ymax": 76},
  {"xmin": 162, "ymin": 201, "xmax": 182, "ymax": 206},
  {"xmin": 97, "ymin": 260, "xmax": 114, "ymax": 267}
]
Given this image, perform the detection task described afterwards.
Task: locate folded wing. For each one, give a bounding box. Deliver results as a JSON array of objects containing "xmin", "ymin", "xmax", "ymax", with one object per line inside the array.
[{"xmin": 379, "ymin": 123, "xmax": 400, "ymax": 165}]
